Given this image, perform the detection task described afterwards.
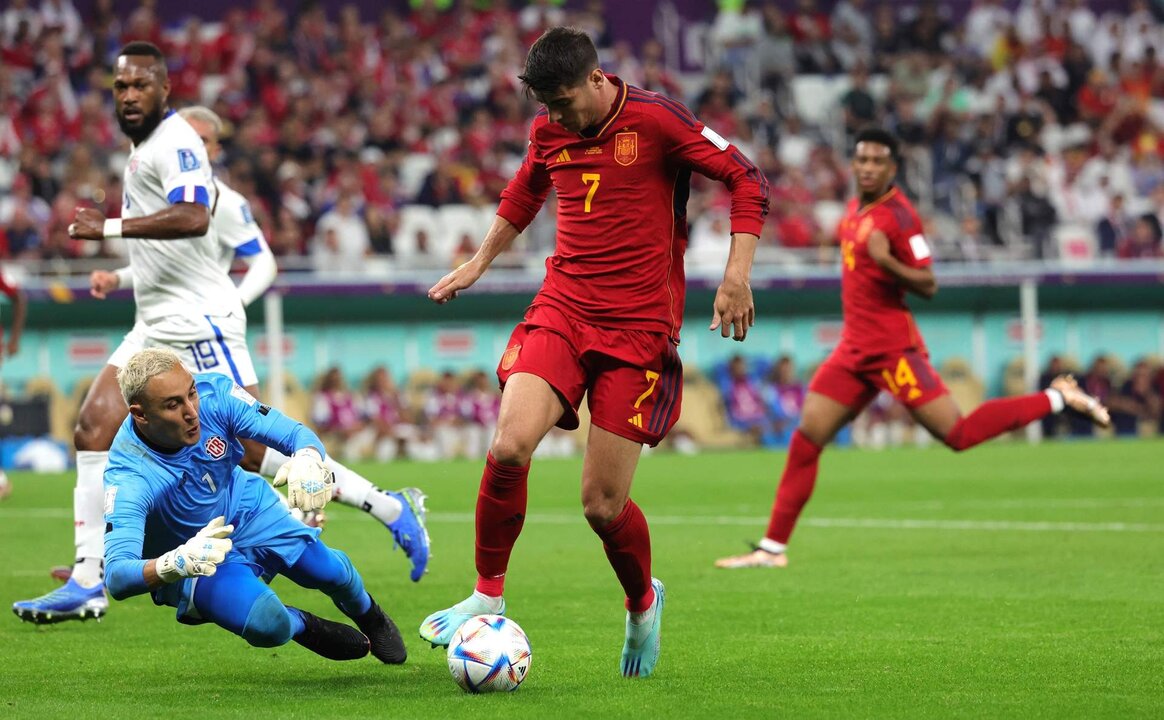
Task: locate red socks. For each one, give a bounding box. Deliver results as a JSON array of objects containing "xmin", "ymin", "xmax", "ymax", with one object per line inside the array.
[
  {"xmin": 765, "ymin": 430, "xmax": 823, "ymax": 545},
  {"xmin": 944, "ymin": 392, "xmax": 1052, "ymax": 451},
  {"xmin": 591, "ymin": 499, "xmax": 654, "ymax": 612},
  {"xmin": 473, "ymin": 454, "xmax": 655, "ymax": 612},
  {"xmin": 474, "ymin": 453, "xmax": 529, "ymax": 597}
]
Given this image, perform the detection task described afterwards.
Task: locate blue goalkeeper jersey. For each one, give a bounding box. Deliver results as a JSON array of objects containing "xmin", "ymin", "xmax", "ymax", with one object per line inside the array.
[{"xmin": 104, "ymin": 372, "xmax": 324, "ymax": 600}]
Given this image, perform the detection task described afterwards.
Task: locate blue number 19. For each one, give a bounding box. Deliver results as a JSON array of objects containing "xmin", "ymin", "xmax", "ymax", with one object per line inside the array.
[{"xmin": 185, "ymin": 340, "xmax": 220, "ymax": 371}]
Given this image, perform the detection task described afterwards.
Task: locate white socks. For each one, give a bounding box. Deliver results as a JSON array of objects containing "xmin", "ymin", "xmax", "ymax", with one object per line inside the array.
[
  {"xmin": 468, "ymin": 591, "xmax": 504, "ymax": 614},
  {"xmin": 629, "ymin": 602, "xmax": 657, "ymax": 627},
  {"xmin": 73, "ymin": 451, "xmax": 108, "ymax": 588},
  {"xmin": 758, "ymin": 538, "xmax": 788, "ymax": 555},
  {"xmin": 259, "ymin": 447, "xmax": 403, "ymax": 525},
  {"xmin": 1045, "ymin": 389, "xmax": 1065, "ymax": 413}
]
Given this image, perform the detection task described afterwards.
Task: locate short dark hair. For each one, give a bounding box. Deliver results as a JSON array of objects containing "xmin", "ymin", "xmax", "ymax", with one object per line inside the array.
[
  {"xmin": 518, "ymin": 27, "xmax": 599, "ymax": 98},
  {"xmin": 853, "ymin": 127, "xmax": 900, "ymax": 163},
  {"xmin": 118, "ymin": 41, "xmax": 165, "ymax": 61}
]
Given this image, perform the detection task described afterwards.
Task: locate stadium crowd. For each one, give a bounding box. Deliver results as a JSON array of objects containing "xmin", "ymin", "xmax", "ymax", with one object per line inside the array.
[{"xmin": 1, "ymin": 0, "xmax": 1163, "ymax": 270}]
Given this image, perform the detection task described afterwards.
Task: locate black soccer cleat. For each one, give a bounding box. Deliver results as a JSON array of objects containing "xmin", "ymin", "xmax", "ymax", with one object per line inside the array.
[
  {"xmin": 353, "ymin": 597, "xmax": 408, "ymax": 664},
  {"xmin": 292, "ymin": 610, "xmax": 371, "ymax": 661}
]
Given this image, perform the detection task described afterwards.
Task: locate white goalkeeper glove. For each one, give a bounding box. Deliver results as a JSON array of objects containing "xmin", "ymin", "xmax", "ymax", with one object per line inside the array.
[
  {"xmin": 156, "ymin": 516, "xmax": 234, "ymax": 583},
  {"xmin": 273, "ymin": 447, "xmax": 334, "ymax": 512}
]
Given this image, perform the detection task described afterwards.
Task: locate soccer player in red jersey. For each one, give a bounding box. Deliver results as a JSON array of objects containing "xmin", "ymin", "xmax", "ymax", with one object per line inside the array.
[
  {"xmin": 0, "ymin": 270, "xmax": 25, "ymax": 371},
  {"xmin": 0, "ymin": 270, "xmax": 25, "ymax": 501},
  {"xmin": 420, "ymin": 27, "xmax": 769, "ymax": 677},
  {"xmin": 715, "ymin": 128, "xmax": 1111, "ymax": 570}
]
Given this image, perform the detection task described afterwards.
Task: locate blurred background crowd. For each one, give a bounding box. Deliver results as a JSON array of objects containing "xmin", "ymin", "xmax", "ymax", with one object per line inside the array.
[
  {"xmin": 300, "ymin": 347, "xmax": 1163, "ymax": 462},
  {"xmin": 2, "ymin": 0, "xmax": 1163, "ymax": 463},
  {"xmin": 2, "ymin": 0, "xmax": 1163, "ymax": 272}
]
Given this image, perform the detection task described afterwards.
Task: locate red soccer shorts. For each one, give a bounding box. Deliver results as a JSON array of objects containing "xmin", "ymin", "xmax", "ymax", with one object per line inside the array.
[
  {"xmin": 496, "ymin": 304, "xmax": 683, "ymax": 447},
  {"xmin": 808, "ymin": 342, "xmax": 949, "ymax": 411}
]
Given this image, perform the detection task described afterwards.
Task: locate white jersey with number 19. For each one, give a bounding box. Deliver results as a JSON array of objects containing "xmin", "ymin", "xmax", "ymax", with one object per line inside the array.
[{"xmin": 122, "ymin": 110, "xmax": 242, "ymax": 324}]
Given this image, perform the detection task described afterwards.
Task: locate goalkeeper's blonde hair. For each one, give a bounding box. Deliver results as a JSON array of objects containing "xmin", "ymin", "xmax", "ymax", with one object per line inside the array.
[
  {"xmin": 118, "ymin": 348, "xmax": 183, "ymax": 405},
  {"xmin": 178, "ymin": 105, "xmax": 223, "ymax": 137}
]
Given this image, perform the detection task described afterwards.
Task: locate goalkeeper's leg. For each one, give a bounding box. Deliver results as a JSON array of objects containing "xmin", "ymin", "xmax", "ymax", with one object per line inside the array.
[
  {"xmin": 283, "ymin": 539, "xmax": 407, "ymax": 664},
  {"xmin": 192, "ymin": 562, "xmax": 368, "ymax": 660}
]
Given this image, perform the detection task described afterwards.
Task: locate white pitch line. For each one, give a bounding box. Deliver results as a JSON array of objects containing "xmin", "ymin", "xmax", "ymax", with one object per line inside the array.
[
  {"xmin": 424, "ymin": 512, "xmax": 1164, "ymax": 534},
  {"xmin": 1, "ymin": 509, "xmax": 1160, "ymax": 533}
]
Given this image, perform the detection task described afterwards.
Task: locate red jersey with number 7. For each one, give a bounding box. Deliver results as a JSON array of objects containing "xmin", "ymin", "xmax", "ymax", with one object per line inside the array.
[
  {"xmin": 496, "ymin": 75, "xmax": 769, "ymax": 342},
  {"xmin": 837, "ymin": 187, "xmax": 932, "ymax": 355}
]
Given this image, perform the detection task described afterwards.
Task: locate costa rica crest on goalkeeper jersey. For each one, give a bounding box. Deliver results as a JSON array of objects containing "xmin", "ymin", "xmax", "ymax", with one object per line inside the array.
[{"xmin": 205, "ymin": 435, "xmax": 227, "ymax": 459}]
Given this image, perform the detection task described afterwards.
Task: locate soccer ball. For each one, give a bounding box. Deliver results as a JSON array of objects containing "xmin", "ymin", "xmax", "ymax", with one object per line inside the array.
[
  {"xmin": 446, "ymin": 615, "xmax": 532, "ymax": 693},
  {"xmin": 0, "ymin": 470, "xmax": 10, "ymax": 500}
]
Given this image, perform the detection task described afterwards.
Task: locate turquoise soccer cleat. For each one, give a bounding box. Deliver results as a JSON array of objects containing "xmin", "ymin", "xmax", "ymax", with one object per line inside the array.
[
  {"xmin": 620, "ymin": 577, "xmax": 665, "ymax": 678},
  {"xmin": 386, "ymin": 488, "xmax": 430, "ymax": 582},
  {"xmin": 13, "ymin": 579, "xmax": 109, "ymax": 624},
  {"xmin": 419, "ymin": 594, "xmax": 506, "ymax": 648}
]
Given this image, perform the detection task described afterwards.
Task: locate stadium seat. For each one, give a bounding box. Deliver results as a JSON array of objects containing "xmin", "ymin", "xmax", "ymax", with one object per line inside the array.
[
  {"xmin": 1053, "ymin": 223, "xmax": 1097, "ymax": 264},
  {"xmin": 435, "ymin": 204, "xmax": 490, "ymax": 262},
  {"xmin": 790, "ymin": 75, "xmax": 839, "ymax": 125},
  {"xmin": 814, "ymin": 201, "xmax": 845, "ymax": 236},
  {"xmin": 397, "ymin": 153, "xmax": 437, "ymax": 200},
  {"xmin": 394, "ymin": 205, "xmax": 438, "ymax": 260},
  {"xmin": 940, "ymin": 357, "xmax": 984, "ymax": 413},
  {"xmin": 673, "ymin": 372, "xmax": 750, "ymax": 450},
  {"xmin": 1003, "ymin": 357, "xmax": 1028, "ymax": 396}
]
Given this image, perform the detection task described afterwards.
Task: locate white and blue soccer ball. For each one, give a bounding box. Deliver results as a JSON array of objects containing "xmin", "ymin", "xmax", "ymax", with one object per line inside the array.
[{"xmin": 446, "ymin": 615, "xmax": 532, "ymax": 693}]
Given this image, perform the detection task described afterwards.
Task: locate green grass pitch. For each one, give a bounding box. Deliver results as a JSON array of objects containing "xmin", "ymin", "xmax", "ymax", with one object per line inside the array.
[{"xmin": 2, "ymin": 440, "xmax": 1162, "ymax": 719}]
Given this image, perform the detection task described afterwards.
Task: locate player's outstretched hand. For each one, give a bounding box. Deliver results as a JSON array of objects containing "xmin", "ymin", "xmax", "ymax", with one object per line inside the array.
[
  {"xmin": 90, "ymin": 270, "xmax": 120, "ymax": 299},
  {"xmin": 156, "ymin": 516, "xmax": 234, "ymax": 583},
  {"xmin": 68, "ymin": 207, "xmax": 107, "ymax": 240},
  {"xmin": 710, "ymin": 276, "xmax": 755, "ymax": 342},
  {"xmin": 273, "ymin": 448, "xmax": 335, "ymax": 512},
  {"xmin": 428, "ymin": 259, "xmax": 485, "ymax": 304}
]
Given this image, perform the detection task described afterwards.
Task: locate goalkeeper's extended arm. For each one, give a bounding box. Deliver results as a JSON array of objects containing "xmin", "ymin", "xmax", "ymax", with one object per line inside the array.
[
  {"xmin": 144, "ymin": 516, "xmax": 234, "ymax": 587},
  {"xmin": 272, "ymin": 447, "xmax": 334, "ymax": 512}
]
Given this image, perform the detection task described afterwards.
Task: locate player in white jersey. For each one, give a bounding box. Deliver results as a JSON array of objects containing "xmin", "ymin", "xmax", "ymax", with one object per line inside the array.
[{"xmin": 13, "ymin": 46, "xmax": 427, "ymax": 625}]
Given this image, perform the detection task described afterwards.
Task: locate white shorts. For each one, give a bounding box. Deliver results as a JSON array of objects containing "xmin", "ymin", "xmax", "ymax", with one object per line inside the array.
[{"xmin": 108, "ymin": 312, "xmax": 258, "ymax": 387}]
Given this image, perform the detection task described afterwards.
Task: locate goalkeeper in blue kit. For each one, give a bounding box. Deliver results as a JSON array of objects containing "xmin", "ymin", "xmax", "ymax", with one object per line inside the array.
[{"xmin": 102, "ymin": 348, "xmax": 406, "ymax": 662}]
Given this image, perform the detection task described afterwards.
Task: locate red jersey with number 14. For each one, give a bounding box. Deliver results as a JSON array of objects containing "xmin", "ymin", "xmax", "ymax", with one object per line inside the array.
[
  {"xmin": 837, "ymin": 187, "xmax": 932, "ymax": 355},
  {"xmin": 496, "ymin": 76, "xmax": 769, "ymax": 342}
]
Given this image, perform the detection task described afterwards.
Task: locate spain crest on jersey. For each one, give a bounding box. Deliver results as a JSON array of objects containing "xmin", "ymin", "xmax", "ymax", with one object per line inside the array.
[
  {"xmin": 614, "ymin": 132, "xmax": 638, "ymax": 166},
  {"xmin": 501, "ymin": 343, "xmax": 522, "ymax": 371},
  {"xmin": 856, "ymin": 217, "xmax": 875, "ymax": 243}
]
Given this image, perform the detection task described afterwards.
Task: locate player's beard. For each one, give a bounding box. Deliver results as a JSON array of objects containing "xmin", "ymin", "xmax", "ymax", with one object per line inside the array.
[{"xmin": 117, "ymin": 104, "xmax": 164, "ymax": 145}]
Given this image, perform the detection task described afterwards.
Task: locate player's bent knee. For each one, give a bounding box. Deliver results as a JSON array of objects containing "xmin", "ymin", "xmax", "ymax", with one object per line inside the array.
[
  {"xmin": 581, "ymin": 496, "xmax": 623, "ymax": 529},
  {"xmin": 240, "ymin": 592, "xmax": 293, "ymax": 648},
  {"xmin": 321, "ymin": 547, "xmax": 360, "ymax": 598},
  {"xmin": 490, "ymin": 435, "xmax": 536, "ymax": 467}
]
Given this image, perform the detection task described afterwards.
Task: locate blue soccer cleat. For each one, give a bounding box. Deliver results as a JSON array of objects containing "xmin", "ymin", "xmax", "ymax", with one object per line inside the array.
[
  {"xmin": 419, "ymin": 593, "xmax": 506, "ymax": 648},
  {"xmin": 13, "ymin": 579, "xmax": 109, "ymax": 624},
  {"xmin": 386, "ymin": 488, "xmax": 430, "ymax": 582},
  {"xmin": 620, "ymin": 577, "xmax": 665, "ymax": 678}
]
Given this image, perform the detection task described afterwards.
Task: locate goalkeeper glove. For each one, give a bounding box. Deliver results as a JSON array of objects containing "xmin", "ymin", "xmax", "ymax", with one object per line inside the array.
[
  {"xmin": 273, "ymin": 447, "xmax": 334, "ymax": 512},
  {"xmin": 156, "ymin": 516, "xmax": 234, "ymax": 583}
]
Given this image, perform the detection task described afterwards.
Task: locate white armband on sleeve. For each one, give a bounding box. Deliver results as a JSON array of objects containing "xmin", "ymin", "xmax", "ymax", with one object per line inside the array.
[
  {"xmin": 908, "ymin": 234, "xmax": 931, "ymax": 261},
  {"xmin": 114, "ymin": 266, "xmax": 135, "ymax": 289}
]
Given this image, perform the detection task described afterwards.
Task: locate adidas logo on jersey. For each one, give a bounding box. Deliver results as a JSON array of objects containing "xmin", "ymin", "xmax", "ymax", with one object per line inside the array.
[
  {"xmin": 554, "ymin": 149, "xmax": 571, "ymax": 163},
  {"xmin": 627, "ymin": 413, "xmax": 643, "ymax": 428}
]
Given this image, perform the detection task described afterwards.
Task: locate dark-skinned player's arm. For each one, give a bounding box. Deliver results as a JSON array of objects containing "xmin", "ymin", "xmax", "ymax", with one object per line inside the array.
[
  {"xmin": 68, "ymin": 203, "xmax": 209, "ymax": 242},
  {"xmin": 866, "ymin": 229, "xmax": 938, "ymax": 299}
]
